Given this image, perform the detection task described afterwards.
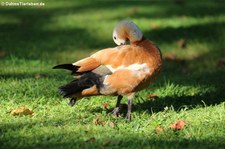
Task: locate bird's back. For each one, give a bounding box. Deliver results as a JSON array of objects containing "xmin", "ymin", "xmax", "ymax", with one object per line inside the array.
[{"xmin": 94, "ymin": 38, "xmax": 162, "ymax": 95}]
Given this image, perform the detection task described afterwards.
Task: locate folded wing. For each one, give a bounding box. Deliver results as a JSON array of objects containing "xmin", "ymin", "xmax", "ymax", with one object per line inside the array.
[{"xmin": 53, "ymin": 57, "xmax": 101, "ymax": 75}]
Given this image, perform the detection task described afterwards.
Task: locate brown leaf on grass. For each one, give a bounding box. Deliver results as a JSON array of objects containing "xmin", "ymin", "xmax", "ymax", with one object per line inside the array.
[
  {"xmin": 150, "ymin": 23, "xmax": 161, "ymax": 30},
  {"xmin": 147, "ymin": 94, "xmax": 159, "ymax": 100},
  {"xmin": 179, "ymin": 15, "xmax": 187, "ymax": 20},
  {"xmin": 10, "ymin": 107, "xmax": 34, "ymax": 116},
  {"xmin": 85, "ymin": 137, "xmax": 96, "ymax": 143},
  {"xmin": 108, "ymin": 122, "xmax": 116, "ymax": 128},
  {"xmin": 164, "ymin": 53, "xmax": 186, "ymax": 64},
  {"xmin": 97, "ymin": 121, "xmax": 106, "ymax": 125},
  {"xmin": 128, "ymin": 7, "xmax": 139, "ymax": 14},
  {"xmin": 93, "ymin": 116, "xmax": 106, "ymax": 126},
  {"xmin": 177, "ymin": 38, "xmax": 187, "ymax": 48},
  {"xmin": 155, "ymin": 126, "xmax": 164, "ymax": 134},
  {"xmin": 164, "ymin": 53, "xmax": 176, "ymax": 61},
  {"xmin": 217, "ymin": 59, "xmax": 225, "ymax": 67},
  {"xmin": 102, "ymin": 102, "xmax": 109, "ymax": 109},
  {"xmin": 34, "ymin": 74, "xmax": 48, "ymax": 79},
  {"xmin": 169, "ymin": 120, "xmax": 187, "ymax": 130},
  {"xmin": 35, "ymin": 74, "xmax": 41, "ymax": 79},
  {"xmin": 0, "ymin": 50, "xmax": 7, "ymax": 57},
  {"xmin": 93, "ymin": 116, "xmax": 100, "ymax": 124}
]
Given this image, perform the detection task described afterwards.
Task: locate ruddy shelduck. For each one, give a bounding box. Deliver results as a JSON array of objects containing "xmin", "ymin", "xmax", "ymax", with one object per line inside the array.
[{"xmin": 53, "ymin": 20, "xmax": 162, "ymax": 120}]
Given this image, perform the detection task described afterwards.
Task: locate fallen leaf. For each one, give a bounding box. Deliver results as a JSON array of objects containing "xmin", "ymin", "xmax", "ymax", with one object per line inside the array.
[
  {"xmin": 217, "ymin": 59, "xmax": 225, "ymax": 67},
  {"xmin": 35, "ymin": 74, "xmax": 41, "ymax": 79},
  {"xmin": 93, "ymin": 116, "xmax": 106, "ymax": 126},
  {"xmin": 177, "ymin": 38, "xmax": 186, "ymax": 48},
  {"xmin": 164, "ymin": 53, "xmax": 176, "ymax": 60},
  {"xmin": 108, "ymin": 122, "xmax": 116, "ymax": 128},
  {"xmin": 155, "ymin": 126, "xmax": 164, "ymax": 134},
  {"xmin": 98, "ymin": 121, "xmax": 106, "ymax": 125},
  {"xmin": 169, "ymin": 120, "xmax": 187, "ymax": 130},
  {"xmin": 0, "ymin": 50, "xmax": 7, "ymax": 57},
  {"xmin": 128, "ymin": 7, "xmax": 139, "ymax": 14},
  {"xmin": 147, "ymin": 94, "xmax": 159, "ymax": 100},
  {"xmin": 179, "ymin": 15, "xmax": 187, "ymax": 20},
  {"xmin": 93, "ymin": 116, "xmax": 100, "ymax": 123},
  {"xmin": 164, "ymin": 53, "xmax": 186, "ymax": 64},
  {"xmin": 85, "ymin": 137, "xmax": 96, "ymax": 143},
  {"xmin": 34, "ymin": 74, "xmax": 48, "ymax": 79},
  {"xmin": 150, "ymin": 23, "xmax": 161, "ymax": 30},
  {"xmin": 10, "ymin": 107, "xmax": 34, "ymax": 116},
  {"xmin": 102, "ymin": 102, "xmax": 109, "ymax": 109}
]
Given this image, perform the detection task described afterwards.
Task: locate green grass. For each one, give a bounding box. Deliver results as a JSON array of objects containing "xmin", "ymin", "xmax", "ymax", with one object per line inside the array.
[{"xmin": 0, "ymin": 0, "xmax": 225, "ymax": 148}]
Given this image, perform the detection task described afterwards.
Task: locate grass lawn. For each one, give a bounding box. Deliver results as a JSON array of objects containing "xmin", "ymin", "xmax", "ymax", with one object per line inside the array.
[{"xmin": 0, "ymin": 0, "xmax": 225, "ymax": 148}]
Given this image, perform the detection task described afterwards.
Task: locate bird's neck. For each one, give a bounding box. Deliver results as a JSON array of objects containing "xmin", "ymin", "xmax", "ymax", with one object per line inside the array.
[
  {"xmin": 125, "ymin": 24, "xmax": 143, "ymax": 43},
  {"xmin": 130, "ymin": 36, "xmax": 146, "ymax": 45}
]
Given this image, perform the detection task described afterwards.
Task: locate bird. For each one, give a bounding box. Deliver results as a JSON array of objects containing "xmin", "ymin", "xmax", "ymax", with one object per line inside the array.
[{"xmin": 53, "ymin": 20, "xmax": 162, "ymax": 120}]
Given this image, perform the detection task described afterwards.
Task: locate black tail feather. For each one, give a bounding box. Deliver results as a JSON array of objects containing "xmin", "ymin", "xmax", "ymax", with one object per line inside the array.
[
  {"xmin": 58, "ymin": 72, "xmax": 102, "ymax": 98},
  {"xmin": 53, "ymin": 64, "xmax": 80, "ymax": 74},
  {"xmin": 59, "ymin": 80, "xmax": 83, "ymax": 98}
]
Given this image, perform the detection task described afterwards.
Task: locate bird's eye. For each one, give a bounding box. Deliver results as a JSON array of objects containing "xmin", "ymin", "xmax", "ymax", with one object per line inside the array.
[{"xmin": 114, "ymin": 36, "xmax": 116, "ymax": 40}]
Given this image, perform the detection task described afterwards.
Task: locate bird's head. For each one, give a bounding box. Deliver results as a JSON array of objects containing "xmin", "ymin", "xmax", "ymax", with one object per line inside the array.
[{"xmin": 113, "ymin": 20, "xmax": 143, "ymax": 45}]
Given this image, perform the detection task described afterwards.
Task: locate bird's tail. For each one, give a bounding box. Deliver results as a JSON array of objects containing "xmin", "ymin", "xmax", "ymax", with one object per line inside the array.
[
  {"xmin": 53, "ymin": 64, "xmax": 80, "ymax": 75},
  {"xmin": 59, "ymin": 72, "xmax": 102, "ymax": 98}
]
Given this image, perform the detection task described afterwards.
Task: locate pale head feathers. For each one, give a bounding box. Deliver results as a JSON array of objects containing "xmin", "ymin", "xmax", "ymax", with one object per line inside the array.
[{"xmin": 113, "ymin": 20, "xmax": 143, "ymax": 45}]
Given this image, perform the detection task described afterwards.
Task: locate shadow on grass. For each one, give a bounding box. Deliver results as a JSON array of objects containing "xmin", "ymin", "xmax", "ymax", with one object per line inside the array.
[
  {"xmin": 33, "ymin": 137, "xmax": 225, "ymax": 149},
  {"xmin": 145, "ymin": 22, "xmax": 225, "ymax": 44},
  {"xmin": 0, "ymin": 0, "xmax": 224, "ymax": 60},
  {"xmin": 0, "ymin": 73, "xmax": 51, "ymax": 80},
  {"xmin": 127, "ymin": 0, "xmax": 225, "ymax": 19},
  {"xmin": 0, "ymin": 120, "xmax": 224, "ymax": 149},
  {"xmin": 135, "ymin": 92, "xmax": 225, "ymax": 114},
  {"xmin": 0, "ymin": 25, "xmax": 108, "ymax": 59},
  {"xmin": 0, "ymin": 4, "xmax": 114, "ymax": 60},
  {"xmin": 92, "ymin": 91, "xmax": 224, "ymax": 116},
  {"xmin": 133, "ymin": 62, "xmax": 225, "ymax": 113}
]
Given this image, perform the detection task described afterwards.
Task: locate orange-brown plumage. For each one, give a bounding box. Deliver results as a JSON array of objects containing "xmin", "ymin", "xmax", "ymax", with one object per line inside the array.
[
  {"xmin": 73, "ymin": 57, "xmax": 101, "ymax": 73},
  {"xmin": 89, "ymin": 39, "xmax": 162, "ymax": 95},
  {"xmin": 53, "ymin": 20, "xmax": 162, "ymax": 120}
]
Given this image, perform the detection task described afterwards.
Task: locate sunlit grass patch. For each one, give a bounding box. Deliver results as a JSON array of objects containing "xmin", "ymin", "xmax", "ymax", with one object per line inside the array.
[{"xmin": 0, "ymin": 0, "xmax": 225, "ymax": 148}]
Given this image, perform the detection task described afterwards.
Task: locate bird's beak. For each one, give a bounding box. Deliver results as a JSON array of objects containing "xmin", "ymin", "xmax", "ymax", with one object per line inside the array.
[{"xmin": 120, "ymin": 39, "xmax": 129, "ymax": 45}]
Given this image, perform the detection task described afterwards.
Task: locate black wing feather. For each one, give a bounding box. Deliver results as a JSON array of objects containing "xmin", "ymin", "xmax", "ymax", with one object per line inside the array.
[{"xmin": 53, "ymin": 64, "xmax": 80, "ymax": 75}]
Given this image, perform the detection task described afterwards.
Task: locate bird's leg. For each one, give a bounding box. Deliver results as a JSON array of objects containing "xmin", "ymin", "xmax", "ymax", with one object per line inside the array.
[
  {"xmin": 126, "ymin": 93, "xmax": 135, "ymax": 121},
  {"xmin": 113, "ymin": 95, "xmax": 123, "ymax": 117},
  {"xmin": 68, "ymin": 97, "xmax": 77, "ymax": 106}
]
